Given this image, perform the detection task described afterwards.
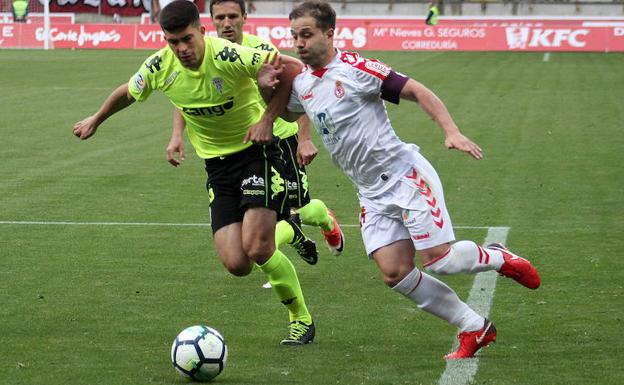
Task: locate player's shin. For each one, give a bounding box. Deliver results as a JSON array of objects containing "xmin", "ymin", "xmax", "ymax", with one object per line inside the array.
[
  {"xmin": 259, "ymin": 250, "xmax": 312, "ymax": 324},
  {"xmin": 392, "ymin": 267, "xmax": 484, "ymax": 332},
  {"xmin": 275, "ymin": 219, "xmax": 295, "ymax": 247},
  {"xmin": 297, "ymin": 199, "xmax": 331, "ymax": 230},
  {"xmin": 424, "ymin": 241, "xmax": 503, "ymax": 275}
]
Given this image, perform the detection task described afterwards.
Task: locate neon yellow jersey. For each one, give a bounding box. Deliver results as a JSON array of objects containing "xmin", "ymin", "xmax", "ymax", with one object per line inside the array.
[
  {"xmin": 241, "ymin": 33, "xmax": 298, "ymax": 140},
  {"xmin": 128, "ymin": 36, "xmax": 273, "ymax": 158}
]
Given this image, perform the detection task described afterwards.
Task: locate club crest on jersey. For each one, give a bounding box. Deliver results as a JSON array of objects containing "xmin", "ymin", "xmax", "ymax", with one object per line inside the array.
[
  {"xmin": 133, "ymin": 73, "xmax": 145, "ymax": 93},
  {"xmin": 212, "ymin": 77, "xmax": 224, "ymax": 95},
  {"xmin": 334, "ymin": 80, "xmax": 345, "ymax": 99}
]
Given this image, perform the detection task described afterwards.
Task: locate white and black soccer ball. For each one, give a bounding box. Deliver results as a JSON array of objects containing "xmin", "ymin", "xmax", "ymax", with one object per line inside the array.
[{"xmin": 170, "ymin": 325, "xmax": 228, "ymax": 382}]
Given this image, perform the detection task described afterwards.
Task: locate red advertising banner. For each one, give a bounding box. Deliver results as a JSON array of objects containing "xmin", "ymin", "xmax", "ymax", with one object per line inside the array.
[
  {"xmin": 47, "ymin": 0, "xmax": 203, "ymax": 16},
  {"xmin": 2, "ymin": 17, "xmax": 623, "ymax": 51}
]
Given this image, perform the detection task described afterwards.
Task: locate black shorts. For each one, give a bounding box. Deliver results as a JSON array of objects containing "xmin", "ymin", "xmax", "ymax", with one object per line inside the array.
[
  {"xmin": 204, "ymin": 140, "xmax": 290, "ymax": 233},
  {"xmin": 279, "ymin": 134, "xmax": 312, "ymax": 209}
]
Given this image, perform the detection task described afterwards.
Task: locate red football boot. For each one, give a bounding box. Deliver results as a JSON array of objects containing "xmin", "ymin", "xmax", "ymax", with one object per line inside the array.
[
  {"xmin": 444, "ymin": 320, "xmax": 497, "ymax": 360},
  {"xmin": 488, "ymin": 243, "xmax": 541, "ymax": 289},
  {"xmin": 322, "ymin": 209, "xmax": 344, "ymax": 256}
]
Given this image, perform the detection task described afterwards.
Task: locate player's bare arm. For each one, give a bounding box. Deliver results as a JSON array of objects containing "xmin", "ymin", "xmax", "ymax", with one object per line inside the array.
[
  {"xmin": 167, "ymin": 109, "xmax": 186, "ymax": 167},
  {"xmin": 256, "ymin": 53, "xmax": 304, "ymax": 123},
  {"xmin": 399, "ymin": 79, "xmax": 483, "ymax": 160},
  {"xmin": 72, "ymin": 83, "xmax": 136, "ymax": 140},
  {"xmin": 295, "ymin": 115, "xmax": 317, "ymax": 167}
]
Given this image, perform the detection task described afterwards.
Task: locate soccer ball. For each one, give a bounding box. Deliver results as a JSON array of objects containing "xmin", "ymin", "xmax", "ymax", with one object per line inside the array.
[{"xmin": 170, "ymin": 325, "xmax": 228, "ymax": 382}]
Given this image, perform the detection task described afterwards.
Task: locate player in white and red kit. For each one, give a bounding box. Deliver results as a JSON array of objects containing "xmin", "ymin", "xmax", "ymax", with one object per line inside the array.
[{"xmin": 262, "ymin": 0, "xmax": 541, "ymax": 359}]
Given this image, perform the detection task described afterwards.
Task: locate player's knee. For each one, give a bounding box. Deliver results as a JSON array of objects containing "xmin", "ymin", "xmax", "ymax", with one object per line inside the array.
[
  {"xmin": 382, "ymin": 268, "xmax": 411, "ymax": 288},
  {"xmin": 242, "ymin": 240, "xmax": 275, "ymax": 265},
  {"xmin": 222, "ymin": 260, "xmax": 253, "ymax": 277}
]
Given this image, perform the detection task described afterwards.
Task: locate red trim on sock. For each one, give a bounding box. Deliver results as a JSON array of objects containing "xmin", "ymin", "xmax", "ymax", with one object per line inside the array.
[
  {"xmin": 423, "ymin": 248, "xmax": 451, "ymax": 267},
  {"xmin": 407, "ymin": 270, "xmax": 424, "ymax": 295},
  {"xmin": 477, "ymin": 245, "xmax": 490, "ymax": 264}
]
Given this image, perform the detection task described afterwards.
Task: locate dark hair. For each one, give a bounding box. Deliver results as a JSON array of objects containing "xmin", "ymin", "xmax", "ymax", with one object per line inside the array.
[
  {"xmin": 289, "ymin": 0, "xmax": 336, "ymax": 31},
  {"xmin": 209, "ymin": 0, "xmax": 246, "ymax": 15},
  {"xmin": 159, "ymin": 0, "xmax": 201, "ymax": 32}
]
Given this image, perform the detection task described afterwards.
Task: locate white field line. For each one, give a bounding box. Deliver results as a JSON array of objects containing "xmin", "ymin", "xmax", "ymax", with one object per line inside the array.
[
  {"xmin": 0, "ymin": 220, "xmax": 491, "ymax": 229},
  {"xmin": 438, "ymin": 226, "xmax": 510, "ymax": 385},
  {"xmin": 543, "ymin": 52, "xmax": 551, "ymax": 62}
]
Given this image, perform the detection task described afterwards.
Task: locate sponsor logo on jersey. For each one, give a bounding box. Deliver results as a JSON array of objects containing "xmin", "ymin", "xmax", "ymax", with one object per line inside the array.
[
  {"xmin": 214, "ymin": 47, "xmax": 244, "ymax": 64},
  {"xmin": 253, "ymin": 43, "xmax": 275, "ymax": 52},
  {"xmin": 302, "ymin": 91, "xmax": 313, "ymax": 100},
  {"xmin": 364, "ymin": 60, "xmax": 390, "ymax": 77},
  {"xmin": 144, "ymin": 55, "xmax": 162, "ymax": 73},
  {"xmin": 164, "ymin": 71, "xmax": 179, "ymax": 86},
  {"xmin": 182, "ymin": 97, "xmax": 234, "ymax": 116},
  {"xmin": 133, "ymin": 73, "xmax": 145, "ymax": 93},
  {"xmin": 212, "ymin": 77, "xmax": 224, "ymax": 95},
  {"xmin": 334, "ymin": 80, "xmax": 345, "ymax": 99},
  {"xmin": 314, "ymin": 110, "xmax": 340, "ymax": 145},
  {"xmin": 251, "ymin": 52, "xmax": 262, "ymax": 66}
]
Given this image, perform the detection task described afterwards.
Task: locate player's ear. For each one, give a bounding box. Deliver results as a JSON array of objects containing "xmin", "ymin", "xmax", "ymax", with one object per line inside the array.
[
  {"xmin": 200, "ymin": 25, "xmax": 206, "ymax": 34},
  {"xmin": 326, "ymin": 28, "xmax": 334, "ymax": 39}
]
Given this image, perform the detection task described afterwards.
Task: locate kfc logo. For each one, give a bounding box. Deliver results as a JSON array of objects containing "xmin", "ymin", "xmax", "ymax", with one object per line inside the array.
[{"xmin": 505, "ymin": 27, "xmax": 589, "ymax": 49}]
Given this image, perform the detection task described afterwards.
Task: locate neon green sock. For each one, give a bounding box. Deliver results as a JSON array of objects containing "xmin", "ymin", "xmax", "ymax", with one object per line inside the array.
[
  {"xmin": 298, "ymin": 199, "xmax": 333, "ymax": 232},
  {"xmin": 275, "ymin": 219, "xmax": 295, "ymax": 247},
  {"xmin": 260, "ymin": 250, "xmax": 312, "ymax": 323}
]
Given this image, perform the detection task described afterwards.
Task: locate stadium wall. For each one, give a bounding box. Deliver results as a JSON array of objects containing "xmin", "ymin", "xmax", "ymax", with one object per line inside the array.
[{"xmin": 1, "ymin": 15, "xmax": 623, "ymax": 51}]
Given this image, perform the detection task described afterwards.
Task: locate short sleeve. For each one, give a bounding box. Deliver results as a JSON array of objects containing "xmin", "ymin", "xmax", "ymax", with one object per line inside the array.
[
  {"xmin": 211, "ymin": 38, "xmax": 276, "ymax": 81},
  {"xmin": 128, "ymin": 53, "xmax": 162, "ymax": 102},
  {"xmin": 287, "ymin": 89, "xmax": 305, "ymax": 113}
]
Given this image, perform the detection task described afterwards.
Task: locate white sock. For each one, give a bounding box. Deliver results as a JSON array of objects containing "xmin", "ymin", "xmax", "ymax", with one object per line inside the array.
[
  {"xmin": 393, "ymin": 267, "xmax": 484, "ymax": 332},
  {"xmin": 424, "ymin": 240, "xmax": 504, "ymax": 275}
]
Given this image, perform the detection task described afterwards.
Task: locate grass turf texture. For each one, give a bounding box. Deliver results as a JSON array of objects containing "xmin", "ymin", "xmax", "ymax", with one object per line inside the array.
[{"xmin": 0, "ymin": 50, "xmax": 623, "ymax": 385}]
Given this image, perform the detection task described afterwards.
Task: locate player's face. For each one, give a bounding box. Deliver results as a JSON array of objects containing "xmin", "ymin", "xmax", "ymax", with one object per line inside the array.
[
  {"xmin": 164, "ymin": 24, "xmax": 206, "ymax": 70},
  {"xmin": 212, "ymin": 1, "xmax": 246, "ymax": 44},
  {"xmin": 290, "ymin": 16, "xmax": 333, "ymax": 69}
]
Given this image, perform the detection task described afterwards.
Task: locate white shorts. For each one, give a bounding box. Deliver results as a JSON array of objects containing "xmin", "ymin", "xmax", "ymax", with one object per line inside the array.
[{"xmin": 359, "ymin": 152, "xmax": 455, "ymax": 256}]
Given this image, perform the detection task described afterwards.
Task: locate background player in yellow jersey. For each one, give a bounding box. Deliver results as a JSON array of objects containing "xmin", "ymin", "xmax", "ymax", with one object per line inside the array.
[
  {"xmin": 72, "ymin": 0, "xmax": 315, "ymax": 344},
  {"xmin": 166, "ymin": 0, "xmax": 345, "ymax": 265}
]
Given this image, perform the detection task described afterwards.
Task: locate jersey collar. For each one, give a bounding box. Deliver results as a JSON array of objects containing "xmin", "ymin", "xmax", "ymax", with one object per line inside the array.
[{"xmin": 309, "ymin": 49, "xmax": 340, "ymax": 78}]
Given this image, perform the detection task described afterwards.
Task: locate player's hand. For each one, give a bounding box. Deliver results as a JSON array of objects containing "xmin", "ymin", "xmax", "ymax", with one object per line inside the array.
[
  {"xmin": 296, "ymin": 139, "xmax": 317, "ymax": 167},
  {"xmin": 257, "ymin": 54, "xmax": 283, "ymax": 90},
  {"xmin": 445, "ymin": 132, "xmax": 483, "ymax": 160},
  {"xmin": 72, "ymin": 116, "xmax": 99, "ymax": 140},
  {"xmin": 166, "ymin": 135, "xmax": 185, "ymax": 167},
  {"xmin": 244, "ymin": 118, "xmax": 274, "ymax": 145}
]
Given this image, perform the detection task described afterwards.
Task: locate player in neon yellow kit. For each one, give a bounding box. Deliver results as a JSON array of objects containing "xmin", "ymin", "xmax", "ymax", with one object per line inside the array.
[
  {"xmin": 166, "ymin": 0, "xmax": 345, "ymax": 265},
  {"xmin": 72, "ymin": 0, "xmax": 315, "ymax": 344}
]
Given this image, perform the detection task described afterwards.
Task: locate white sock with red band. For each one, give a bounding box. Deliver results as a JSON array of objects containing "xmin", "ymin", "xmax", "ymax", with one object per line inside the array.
[
  {"xmin": 392, "ymin": 267, "xmax": 484, "ymax": 332},
  {"xmin": 424, "ymin": 241, "xmax": 504, "ymax": 275}
]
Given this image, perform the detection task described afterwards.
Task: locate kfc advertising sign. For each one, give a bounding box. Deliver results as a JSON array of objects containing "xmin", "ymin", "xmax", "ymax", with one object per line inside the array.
[{"xmin": 2, "ymin": 17, "xmax": 623, "ymax": 51}]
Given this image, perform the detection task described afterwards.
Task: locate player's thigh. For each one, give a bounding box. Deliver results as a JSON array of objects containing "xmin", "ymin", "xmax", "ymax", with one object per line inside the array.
[
  {"xmin": 213, "ymin": 222, "xmax": 252, "ymax": 276},
  {"xmin": 372, "ymin": 239, "xmax": 416, "ymax": 287},
  {"xmin": 360, "ymin": 196, "xmax": 411, "ymax": 257},
  {"xmin": 279, "ymin": 135, "xmax": 311, "ymax": 208},
  {"xmin": 204, "ymin": 157, "xmax": 245, "ymax": 233}
]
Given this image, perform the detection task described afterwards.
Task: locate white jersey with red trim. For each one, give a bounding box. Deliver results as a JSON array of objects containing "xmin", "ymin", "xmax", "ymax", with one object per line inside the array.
[{"xmin": 287, "ymin": 50, "xmax": 419, "ymax": 198}]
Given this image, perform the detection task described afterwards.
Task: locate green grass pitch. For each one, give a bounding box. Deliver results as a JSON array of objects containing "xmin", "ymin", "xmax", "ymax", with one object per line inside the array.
[{"xmin": 0, "ymin": 49, "xmax": 623, "ymax": 385}]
